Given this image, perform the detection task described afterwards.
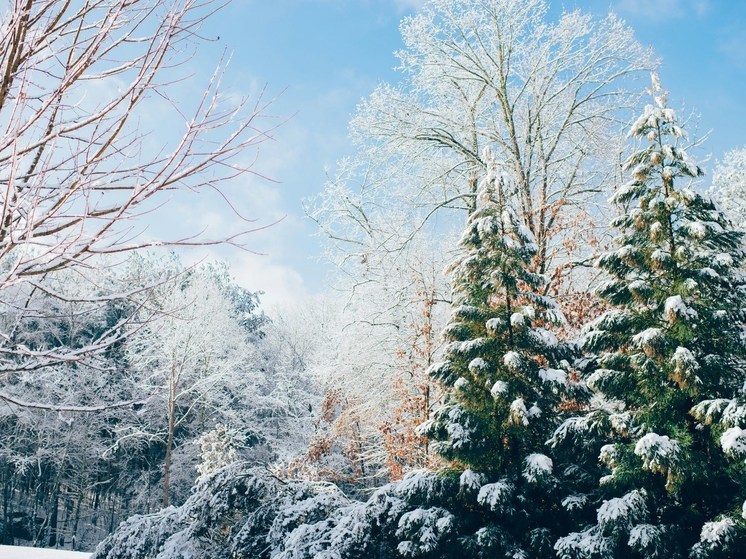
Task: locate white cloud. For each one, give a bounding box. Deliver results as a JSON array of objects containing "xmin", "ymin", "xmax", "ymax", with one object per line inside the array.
[{"xmin": 230, "ymin": 252, "xmax": 308, "ymax": 308}]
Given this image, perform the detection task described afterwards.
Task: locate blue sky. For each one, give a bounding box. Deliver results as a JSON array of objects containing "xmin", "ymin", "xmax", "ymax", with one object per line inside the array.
[{"xmin": 181, "ymin": 0, "xmax": 746, "ymax": 307}]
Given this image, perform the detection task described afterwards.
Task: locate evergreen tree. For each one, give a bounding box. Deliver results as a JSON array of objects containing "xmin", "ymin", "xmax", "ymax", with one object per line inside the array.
[
  {"xmin": 555, "ymin": 75, "xmax": 746, "ymax": 559},
  {"xmin": 424, "ymin": 148, "xmax": 569, "ymax": 471},
  {"xmin": 409, "ymin": 147, "xmax": 584, "ymax": 557}
]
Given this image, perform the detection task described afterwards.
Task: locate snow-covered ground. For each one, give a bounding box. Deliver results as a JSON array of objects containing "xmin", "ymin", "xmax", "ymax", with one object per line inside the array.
[{"xmin": 0, "ymin": 546, "xmax": 90, "ymax": 558}]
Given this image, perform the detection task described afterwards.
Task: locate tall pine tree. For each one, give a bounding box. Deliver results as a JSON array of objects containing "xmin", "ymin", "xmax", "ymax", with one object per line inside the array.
[
  {"xmin": 555, "ymin": 75, "xmax": 746, "ymax": 559},
  {"xmin": 412, "ymin": 147, "xmax": 585, "ymax": 557}
]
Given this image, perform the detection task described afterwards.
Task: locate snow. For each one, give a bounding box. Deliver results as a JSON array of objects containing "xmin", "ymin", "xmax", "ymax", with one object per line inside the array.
[
  {"xmin": 528, "ymin": 403, "xmax": 542, "ymax": 418},
  {"xmin": 503, "ymin": 351, "xmax": 522, "ymax": 370},
  {"xmin": 714, "ymin": 252, "xmax": 734, "ymax": 267},
  {"xmin": 477, "ymin": 480, "xmax": 514, "ymax": 512},
  {"xmin": 395, "ymin": 470, "xmax": 440, "ymax": 501},
  {"xmin": 456, "ymin": 337, "xmax": 489, "ymax": 354},
  {"xmin": 672, "ymin": 346, "xmax": 699, "ymax": 373},
  {"xmin": 628, "ymin": 524, "xmax": 660, "ymax": 551},
  {"xmin": 523, "ymin": 453, "xmax": 553, "ymax": 482},
  {"xmin": 427, "ymin": 361, "xmax": 451, "ymax": 377},
  {"xmin": 634, "ymin": 433, "xmax": 680, "ymax": 473},
  {"xmin": 561, "ymin": 494, "xmax": 588, "ymax": 511},
  {"xmin": 490, "ymin": 380, "xmax": 509, "ymax": 398},
  {"xmin": 720, "ymin": 427, "xmax": 746, "ymax": 457},
  {"xmin": 628, "ymin": 279, "xmax": 649, "ymax": 292},
  {"xmin": 518, "ymin": 223, "xmax": 535, "ymax": 243},
  {"xmin": 444, "ymin": 407, "xmax": 472, "ymax": 448},
  {"xmin": 554, "ymin": 529, "xmax": 610, "ymax": 557},
  {"xmin": 700, "ymin": 517, "xmax": 736, "ymax": 545},
  {"xmin": 532, "ymin": 327, "xmax": 558, "ymax": 347},
  {"xmin": 510, "ymin": 312, "xmax": 525, "ymax": 327},
  {"xmin": 539, "ymin": 368, "xmax": 567, "ymax": 384},
  {"xmin": 508, "ymin": 398, "xmax": 529, "ymax": 426},
  {"xmin": 597, "ymin": 490, "xmax": 647, "ymax": 532},
  {"xmin": 396, "ymin": 507, "xmax": 455, "ymax": 557},
  {"xmin": 459, "ymin": 469, "xmax": 486, "ymax": 492},
  {"xmin": 663, "ymin": 295, "xmax": 698, "ymax": 322},
  {"xmin": 599, "ymin": 444, "xmax": 617, "ymax": 467},
  {"xmin": 683, "ymin": 278, "xmax": 699, "ymax": 292},
  {"xmin": 651, "ymin": 249, "xmax": 670, "ymax": 263},
  {"xmin": 632, "ymin": 327, "xmax": 664, "ymax": 348},
  {"xmin": 468, "ymin": 357, "xmax": 488, "ymax": 372},
  {"xmin": 692, "ymin": 398, "xmax": 746, "ymax": 428},
  {"xmin": 698, "ymin": 267, "xmax": 720, "ymax": 279},
  {"xmin": 586, "ymin": 368, "xmax": 621, "ymax": 391},
  {"xmin": 587, "ymin": 309, "xmax": 630, "ymax": 330},
  {"xmin": 485, "ymin": 317, "xmax": 504, "ymax": 331},
  {"xmin": 0, "ymin": 547, "xmax": 90, "ymax": 559},
  {"xmin": 609, "ymin": 412, "xmax": 633, "ymax": 435},
  {"xmin": 454, "ymin": 377, "xmax": 469, "ymax": 389},
  {"xmin": 617, "ymin": 245, "xmax": 634, "ymax": 259}
]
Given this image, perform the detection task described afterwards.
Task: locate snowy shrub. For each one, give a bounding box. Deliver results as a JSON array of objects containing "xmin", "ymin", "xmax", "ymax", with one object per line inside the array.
[
  {"xmin": 548, "ymin": 411, "xmax": 609, "ymax": 448},
  {"xmin": 92, "ymin": 507, "xmax": 181, "ymax": 559},
  {"xmin": 539, "ymin": 367, "xmax": 567, "ymax": 384},
  {"xmin": 692, "ymin": 398, "xmax": 746, "ymax": 427},
  {"xmin": 468, "ymin": 357, "xmax": 489, "ymax": 372},
  {"xmin": 663, "ymin": 295, "xmax": 698, "ymax": 323},
  {"xmin": 503, "ymin": 351, "xmax": 524, "ymax": 371},
  {"xmin": 267, "ymin": 484, "xmax": 350, "ymax": 549},
  {"xmin": 395, "ymin": 469, "xmax": 446, "ymax": 504},
  {"xmin": 561, "ymin": 494, "xmax": 588, "ymax": 512},
  {"xmin": 631, "ymin": 328, "xmax": 665, "ymax": 353},
  {"xmin": 671, "ymin": 346, "xmax": 699, "ymax": 376},
  {"xmin": 598, "ymin": 444, "xmax": 617, "ymax": 468},
  {"xmin": 490, "ymin": 380, "xmax": 509, "ymax": 399},
  {"xmin": 195, "ymin": 423, "xmax": 241, "ymax": 478}
]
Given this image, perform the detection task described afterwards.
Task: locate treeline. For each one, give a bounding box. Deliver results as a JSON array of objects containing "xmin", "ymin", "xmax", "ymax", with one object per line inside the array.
[
  {"xmin": 0, "ymin": 258, "xmax": 317, "ymax": 549},
  {"xmin": 94, "ymin": 74, "xmax": 746, "ymax": 559}
]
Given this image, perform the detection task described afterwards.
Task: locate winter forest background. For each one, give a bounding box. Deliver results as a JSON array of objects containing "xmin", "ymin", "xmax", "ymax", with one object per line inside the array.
[{"xmin": 1, "ymin": 0, "xmax": 746, "ymax": 558}]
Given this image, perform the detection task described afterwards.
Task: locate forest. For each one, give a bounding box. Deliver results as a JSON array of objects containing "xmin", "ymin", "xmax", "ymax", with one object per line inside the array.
[{"xmin": 1, "ymin": 0, "xmax": 745, "ymax": 558}]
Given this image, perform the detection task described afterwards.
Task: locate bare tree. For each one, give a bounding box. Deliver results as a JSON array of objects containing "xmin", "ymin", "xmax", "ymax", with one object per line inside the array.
[
  {"xmin": 123, "ymin": 266, "xmax": 255, "ymax": 507},
  {"xmin": 305, "ymin": 2, "xmax": 656, "ymax": 477},
  {"xmin": 710, "ymin": 146, "xmax": 746, "ymax": 228},
  {"xmin": 310, "ymin": 0, "xmax": 655, "ymax": 283},
  {"xmin": 0, "ymin": 0, "xmax": 276, "ymax": 393}
]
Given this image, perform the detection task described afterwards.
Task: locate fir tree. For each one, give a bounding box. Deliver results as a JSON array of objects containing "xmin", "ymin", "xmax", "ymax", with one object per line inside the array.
[
  {"xmin": 555, "ymin": 75, "xmax": 746, "ymax": 559},
  {"xmin": 411, "ymin": 147, "xmax": 584, "ymax": 557}
]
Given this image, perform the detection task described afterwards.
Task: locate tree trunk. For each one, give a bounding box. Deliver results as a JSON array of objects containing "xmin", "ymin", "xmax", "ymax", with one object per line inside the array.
[
  {"xmin": 163, "ymin": 363, "xmax": 177, "ymax": 507},
  {"xmin": 47, "ymin": 488, "xmax": 59, "ymax": 548}
]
